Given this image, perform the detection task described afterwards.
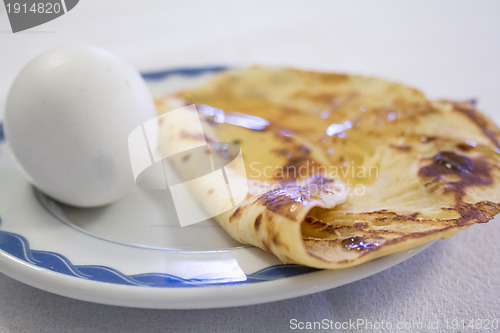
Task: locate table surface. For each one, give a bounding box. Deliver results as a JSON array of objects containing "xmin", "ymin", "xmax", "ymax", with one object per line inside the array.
[{"xmin": 1, "ymin": 1, "xmax": 499, "ymax": 332}]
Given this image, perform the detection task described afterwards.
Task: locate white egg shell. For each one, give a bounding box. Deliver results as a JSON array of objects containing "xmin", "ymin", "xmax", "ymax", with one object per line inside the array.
[{"xmin": 4, "ymin": 45, "xmax": 157, "ymax": 207}]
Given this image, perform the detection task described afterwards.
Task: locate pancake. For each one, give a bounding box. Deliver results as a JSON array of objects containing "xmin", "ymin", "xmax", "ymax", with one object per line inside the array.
[{"xmin": 156, "ymin": 67, "xmax": 500, "ymax": 269}]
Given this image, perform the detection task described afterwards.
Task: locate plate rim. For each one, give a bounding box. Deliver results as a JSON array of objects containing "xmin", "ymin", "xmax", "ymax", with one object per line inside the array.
[{"xmin": 0, "ymin": 236, "xmax": 433, "ymax": 309}]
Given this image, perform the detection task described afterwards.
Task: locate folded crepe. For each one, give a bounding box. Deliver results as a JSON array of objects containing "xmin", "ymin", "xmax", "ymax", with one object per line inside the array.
[{"xmin": 155, "ymin": 67, "xmax": 500, "ymax": 269}]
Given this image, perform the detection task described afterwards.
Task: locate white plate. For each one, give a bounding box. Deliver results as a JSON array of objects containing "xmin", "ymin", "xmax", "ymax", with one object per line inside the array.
[{"xmin": 0, "ymin": 66, "xmax": 433, "ymax": 309}]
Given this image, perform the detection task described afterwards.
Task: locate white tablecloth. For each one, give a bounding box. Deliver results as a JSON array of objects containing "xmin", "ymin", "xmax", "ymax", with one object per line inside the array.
[{"xmin": 1, "ymin": 1, "xmax": 499, "ymax": 332}]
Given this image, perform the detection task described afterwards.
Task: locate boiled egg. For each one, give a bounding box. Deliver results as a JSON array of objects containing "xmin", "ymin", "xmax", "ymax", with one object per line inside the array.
[{"xmin": 4, "ymin": 45, "xmax": 157, "ymax": 207}]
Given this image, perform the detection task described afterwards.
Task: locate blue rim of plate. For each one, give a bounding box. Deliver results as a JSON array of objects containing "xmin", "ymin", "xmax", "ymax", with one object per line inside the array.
[{"xmin": 0, "ymin": 66, "xmax": 319, "ymax": 288}]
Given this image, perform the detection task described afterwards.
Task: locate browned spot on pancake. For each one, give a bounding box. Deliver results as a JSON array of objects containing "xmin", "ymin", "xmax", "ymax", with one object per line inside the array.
[
  {"xmin": 370, "ymin": 218, "xmax": 391, "ymax": 226},
  {"xmin": 271, "ymin": 145, "xmax": 310, "ymax": 160},
  {"xmin": 390, "ymin": 144, "xmax": 412, "ymax": 151},
  {"xmin": 393, "ymin": 212, "xmax": 419, "ymax": 221},
  {"xmin": 467, "ymin": 99, "xmax": 477, "ymax": 108},
  {"xmin": 457, "ymin": 143, "xmax": 474, "ymax": 151},
  {"xmin": 304, "ymin": 216, "xmax": 317, "ymax": 224},
  {"xmin": 418, "ymin": 151, "xmax": 492, "ymax": 200},
  {"xmin": 454, "ymin": 201, "xmax": 500, "ymax": 227},
  {"xmin": 256, "ymin": 190, "xmax": 301, "ymax": 220},
  {"xmin": 257, "ymin": 176, "xmax": 337, "ymax": 219},
  {"xmin": 180, "ymin": 130, "xmax": 211, "ymax": 142},
  {"xmin": 233, "ymin": 139, "xmax": 242, "ymax": 145},
  {"xmin": 420, "ymin": 135, "xmax": 437, "ymax": 143},
  {"xmin": 207, "ymin": 188, "xmax": 214, "ymax": 195},
  {"xmin": 303, "ymin": 218, "xmax": 344, "ymax": 233},
  {"xmin": 341, "ymin": 236, "xmax": 379, "ymax": 253},
  {"xmin": 452, "ymin": 103, "xmax": 500, "ymax": 148},
  {"xmin": 297, "ymin": 145, "xmax": 311, "ymax": 153},
  {"xmin": 254, "ymin": 214, "xmax": 262, "ymax": 230},
  {"xmin": 305, "ymin": 217, "xmax": 406, "ymax": 236},
  {"xmin": 203, "ymin": 115, "xmax": 218, "ymax": 127},
  {"xmin": 281, "ymin": 158, "xmax": 322, "ymax": 180},
  {"xmin": 278, "ymin": 136, "xmax": 293, "ymax": 143},
  {"xmin": 360, "ymin": 209, "xmax": 389, "ymax": 215},
  {"xmin": 284, "ymin": 157, "xmax": 308, "ymax": 172},
  {"xmin": 304, "ymin": 243, "xmax": 344, "ymax": 263},
  {"xmin": 229, "ymin": 206, "xmax": 242, "ymax": 222},
  {"xmin": 182, "ymin": 154, "xmax": 191, "ymax": 162},
  {"xmin": 272, "ymin": 148, "xmax": 292, "ymax": 157}
]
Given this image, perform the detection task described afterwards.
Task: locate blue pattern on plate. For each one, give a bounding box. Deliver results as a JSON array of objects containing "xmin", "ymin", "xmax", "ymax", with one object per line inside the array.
[
  {"xmin": 0, "ymin": 219, "xmax": 317, "ymax": 287},
  {"xmin": 141, "ymin": 66, "xmax": 227, "ymax": 81},
  {"xmin": 0, "ymin": 66, "xmax": 318, "ymax": 288}
]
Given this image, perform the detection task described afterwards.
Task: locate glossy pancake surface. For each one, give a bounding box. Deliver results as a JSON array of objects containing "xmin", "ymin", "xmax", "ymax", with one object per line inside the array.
[{"xmin": 156, "ymin": 67, "xmax": 500, "ymax": 268}]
